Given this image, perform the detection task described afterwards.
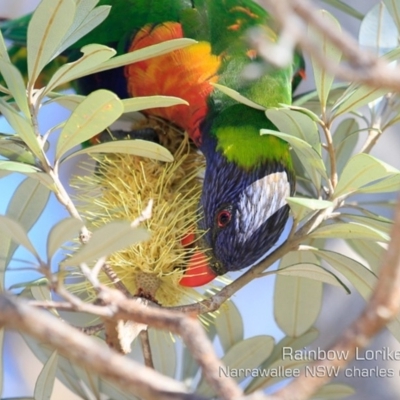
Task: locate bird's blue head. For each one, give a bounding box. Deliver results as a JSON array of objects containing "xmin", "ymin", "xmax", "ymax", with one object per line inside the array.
[{"xmin": 180, "ymin": 135, "xmax": 294, "ymax": 286}]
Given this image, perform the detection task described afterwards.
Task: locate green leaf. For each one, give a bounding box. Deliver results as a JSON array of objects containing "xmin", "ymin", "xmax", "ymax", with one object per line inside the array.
[
  {"xmin": 27, "ymin": 0, "xmax": 76, "ymax": 84},
  {"xmin": 245, "ymin": 328, "xmax": 318, "ymax": 394},
  {"xmin": 148, "ymin": 329, "xmax": 176, "ymax": 378},
  {"xmin": 0, "ymin": 137, "xmax": 37, "ymax": 165},
  {"xmin": 7, "ymin": 177, "xmax": 50, "ymax": 234},
  {"xmin": 334, "ymin": 88, "xmax": 386, "ymax": 119},
  {"xmin": 0, "ymin": 99, "xmax": 45, "ymax": 164},
  {"xmin": 34, "ymin": 350, "xmax": 58, "ymax": 400},
  {"xmin": 58, "ymin": 3, "xmax": 111, "ymax": 54},
  {"xmin": 245, "ymin": 329, "xmax": 318, "ymax": 393},
  {"xmin": 310, "ymin": 222, "xmax": 390, "ymax": 242},
  {"xmin": 286, "ymin": 197, "xmax": 333, "ymax": 222},
  {"xmin": 281, "ymin": 104, "xmax": 322, "ymax": 123},
  {"xmin": 211, "ymin": 83, "xmax": 266, "ymax": 110},
  {"xmin": 347, "ymin": 240, "xmax": 385, "ymax": 273},
  {"xmin": 329, "ymin": 47, "xmax": 400, "ymax": 118},
  {"xmin": 359, "ymin": 3, "xmax": 398, "ymax": 55},
  {"xmin": 274, "ymin": 251, "xmax": 323, "ymax": 337},
  {"xmin": 62, "ymin": 221, "xmax": 150, "ymax": 266},
  {"xmin": 293, "ymin": 84, "xmax": 348, "ymax": 113},
  {"xmin": 89, "ymin": 38, "xmax": 196, "ymax": 74},
  {"xmin": 311, "ymin": 249, "xmax": 377, "ymax": 299},
  {"xmin": 247, "ymin": 358, "xmax": 310, "ymax": 393},
  {"xmin": 0, "ymin": 160, "xmax": 40, "ymax": 173},
  {"xmin": 0, "ymin": 59, "xmax": 29, "ymax": 117},
  {"xmin": 261, "ymin": 129, "xmax": 328, "ymax": 189},
  {"xmin": 47, "ymin": 217, "xmax": 83, "ymax": 261},
  {"xmin": 56, "ymin": 89, "xmax": 124, "ymax": 159},
  {"xmin": 277, "ymin": 263, "xmax": 350, "ymax": 293},
  {"xmin": 62, "ymin": 139, "xmax": 173, "ymax": 163},
  {"xmin": 384, "ymin": 0, "xmax": 400, "ymax": 32},
  {"xmin": 334, "ymin": 153, "xmax": 400, "ymax": 197},
  {"xmin": 0, "ymin": 178, "xmax": 48, "ymax": 290},
  {"xmin": 122, "ymin": 96, "xmax": 188, "ymax": 113},
  {"xmin": 266, "ymin": 108, "xmax": 320, "ymax": 153},
  {"xmin": 308, "ymin": 10, "xmax": 342, "ymax": 109},
  {"xmin": 0, "ymin": 28, "xmax": 10, "ymax": 61},
  {"xmin": 312, "ymin": 383, "xmax": 355, "ymax": 399},
  {"xmin": 0, "ymin": 215, "xmax": 39, "ymax": 261},
  {"xmin": 49, "ymin": 94, "xmax": 86, "ymax": 111},
  {"xmin": 44, "ymin": 44, "xmax": 116, "ymax": 94},
  {"xmin": 357, "ymin": 173, "xmax": 400, "ymax": 193},
  {"xmin": 320, "ymin": 0, "xmax": 363, "ymax": 19},
  {"xmin": 215, "ymin": 300, "xmax": 244, "ymax": 353},
  {"xmin": 342, "ymin": 214, "xmax": 392, "ymax": 235},
  {"xmin": 197, "ymin": 336, "xmax": 274, "ymax": 397},
  {"xmin": 332, "ymin": 118, "xmax": 359, "ymax": 175}
]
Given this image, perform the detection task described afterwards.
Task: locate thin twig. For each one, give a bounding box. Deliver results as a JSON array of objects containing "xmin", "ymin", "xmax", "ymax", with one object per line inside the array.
[
  {"xmin": 258, "ymin": 0, "xmax": 400, "ymax": 92},
  {"xmin": 140, "ymin": 329, "xmax": 154, "ymax": 369}
]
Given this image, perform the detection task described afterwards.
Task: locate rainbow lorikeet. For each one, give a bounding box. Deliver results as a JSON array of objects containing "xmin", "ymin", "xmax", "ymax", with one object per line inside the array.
[{"xmin": 1, "ymin": 0, "xmax": 300, "ymax": 286}]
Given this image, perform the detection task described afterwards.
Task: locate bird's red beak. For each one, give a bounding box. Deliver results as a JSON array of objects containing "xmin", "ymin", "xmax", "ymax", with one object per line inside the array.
[{"xmin": 179, "ymin": 232, "xmax": 218, "ymax": 287}]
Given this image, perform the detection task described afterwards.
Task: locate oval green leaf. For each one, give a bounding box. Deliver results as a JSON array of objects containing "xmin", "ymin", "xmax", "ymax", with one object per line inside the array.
[
  {"xmin": 311, "ymin": 249, "xmax": 377, "ymax": 299},
  {"xmin": 215, "ymin": 300, "xmax": 244, "ymax": 353},
  {"xmin": 274, "ymin": 251, "xmax": 323, "ymax": 337},
  {"xmin": 334, "ymin": 153, "xmax": 399, "ymax": 197},
  {"xmin": 277, "ymin": 263, "xmax": 350, "ymax": 293},
  {"xmin": 333, "ymin": 118, "xmax": 359, "ymax": 175},
  {"xmin": 266, "ymin": 108, "xmax": 320, "ymax": 153},
  {"xmin": 122, "ymin": 96, "xmax": 188, "ymax": 113},
  {"xmin": 56, "ymin": 89, "xmax": 124, "ymax": 159},
  {"xmin": 0, "ymin": 138, "xmax": 37, "ymax": 165},
  {"xmin": 62, "ymin": 139, "xmax": 173, "ymax": 163},
  {"xmin": 0, "ymin": 99, "xmax": 45, "ymax": 164},
  {"xmin": 286, "ymin": 197, "xmax": 333, "ymax": 222},
  {"xmin": 45, "ymin": 44, "xmax": 116, "ymax": 94},
  {"xmin": 0, "ymin": 59, "xmax": 29, "ymax": 117},
  {"xmin": 58, "ymin": 4, "xmax": 111, "ymax": 54},
  {"xmin": 62, "ymin": 221, "xmax": 150, "ymax": 266},
  {"xmin": 0, "ymin": 160, "xmax": 40, "ymax": 173},
  {"xmin": 310, "ymin": 222, "xmax": 390, "ymax": 242},
  {"xmin": 0, "ymin": 215, "xmax": 39, "ymax": 261},
  {"xmin": 212, "ymin": 83, "xmax": 266, "ymax": 110},
  {"xmin": 27, "ymin": 0, "xmax": 76, "ymax": 84},
  {"xmin": 47, "ymin": 217, "xmax": 83, "ymax": 261},
  {"xmin": 359, "ymin": 3, "xmax": 398, "ymax": 55},
  {"xmin": 197, "ymin": 336, "xmax": 274, "ymax": 397},
  {"xmin": 148, "ymin": 328, "xmax": 177, "ymax": 378},
  {"xmin": 91, "ymin": 38, "xmax": 196, "ymax": 74},
  {"xmin": 34, "ymin": 350, "xmax": 58, "ymax": 400},
  {"xmin": 312, "ymin": 383, "xmax": 355, "ymax": 399},
  {"xmin": 261, "ymin": 129, "xmax": 327, "ymax": 189},
  {"xmin": 7, "ymin": 177, "xmax": 50, "ymax": 234},
  {"xmin": 308, "ymin": 10, "xmax": 342, "ymax": 109}
]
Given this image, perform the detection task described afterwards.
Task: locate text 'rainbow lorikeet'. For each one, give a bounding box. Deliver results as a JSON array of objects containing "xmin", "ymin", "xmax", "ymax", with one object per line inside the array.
[{"xmin": 1, "ymin": 0, "xmax": 300, "ymax": 287}]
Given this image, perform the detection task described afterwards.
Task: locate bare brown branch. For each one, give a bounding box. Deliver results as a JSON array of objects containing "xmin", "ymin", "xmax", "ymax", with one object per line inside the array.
[
  {"xmin": 258, "ymin": 0, "xmax": 400, "ymax": 92},
  {"xmin": 0, "ymin": 294, "xmax": 196, "ymax": 400}
]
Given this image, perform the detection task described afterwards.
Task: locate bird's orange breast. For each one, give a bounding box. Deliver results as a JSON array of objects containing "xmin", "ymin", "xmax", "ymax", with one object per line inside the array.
[{"xmin": 125, "ymin": 22, "xmax": 221, "ymax": 145}]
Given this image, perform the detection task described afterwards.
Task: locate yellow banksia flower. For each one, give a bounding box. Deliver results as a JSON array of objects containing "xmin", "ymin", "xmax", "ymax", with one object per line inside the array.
[{"xmin": 71, "ymin": 121, "xmax": 210, "ymax": 306}]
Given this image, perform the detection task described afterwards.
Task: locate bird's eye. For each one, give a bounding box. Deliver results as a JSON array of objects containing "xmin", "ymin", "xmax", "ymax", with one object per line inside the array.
[{"xmin": 217, "ymin": 209, "xmax": 232, "ymax": 228}]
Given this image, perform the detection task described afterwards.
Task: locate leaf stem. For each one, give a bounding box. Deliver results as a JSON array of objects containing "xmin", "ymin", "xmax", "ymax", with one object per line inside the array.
[{"xmin": 320, "ymin": 121, "xmax": 337, "ymax": 191}]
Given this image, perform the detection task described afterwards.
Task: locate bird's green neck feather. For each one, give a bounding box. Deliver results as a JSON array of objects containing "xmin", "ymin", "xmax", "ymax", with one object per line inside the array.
[{"xmin": 211, "ymin": 104, "xmax": 293, "ymax": 170}]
